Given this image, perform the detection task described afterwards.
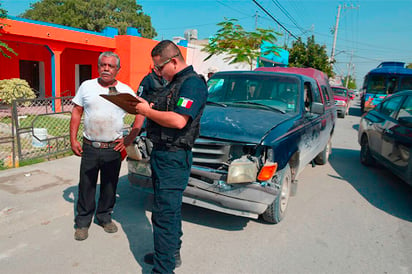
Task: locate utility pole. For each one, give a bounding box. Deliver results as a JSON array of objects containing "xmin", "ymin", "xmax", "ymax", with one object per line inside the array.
[
  {"xmin": 330, "ymin": 5, "xmax": 341, "ymax": 63},
  {"xmin": 345, "ymin": 51, "xmax": 354, "ymax": 88},
  {"xmin": 330, "ymin": 4, "xmax": 359, "ymax": 63}
]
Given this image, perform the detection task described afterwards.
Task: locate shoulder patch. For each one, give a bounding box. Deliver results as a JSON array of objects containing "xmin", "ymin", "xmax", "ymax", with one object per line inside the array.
[
  {"xmin": 177, "ymin": 97, "xmax": 193, "ymax": 109},
  {"xmin": 137, "ymin": 86, "xmax": 144, "ymax": 96}
]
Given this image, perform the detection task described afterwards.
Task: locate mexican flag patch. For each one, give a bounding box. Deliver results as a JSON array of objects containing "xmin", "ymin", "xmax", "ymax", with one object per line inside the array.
[{"xmin": 177, "ymin": 97, "xmax": 193, "ymax": 109}]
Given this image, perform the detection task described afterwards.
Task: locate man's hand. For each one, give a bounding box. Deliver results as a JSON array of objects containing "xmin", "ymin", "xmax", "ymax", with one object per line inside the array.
[
  {"xmin": 71, "ymin": 140, "xmax": 83, "ymax": 156},
  {"xmin": 113, "ymin": 138, "xmax": 126, "ymax": 152}
]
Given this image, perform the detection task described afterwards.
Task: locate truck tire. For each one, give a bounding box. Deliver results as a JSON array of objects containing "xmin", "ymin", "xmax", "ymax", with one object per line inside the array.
[
  {"xmin": 314, "ymin": 138, "xmax": 331, "ymax": 165},
  {"xmin": 261, "ymin": 164, "xmax": 292, "ymax": 224}
]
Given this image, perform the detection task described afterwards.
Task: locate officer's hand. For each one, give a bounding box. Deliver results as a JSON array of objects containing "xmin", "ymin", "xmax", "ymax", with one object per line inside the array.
[
  {"xmin": 71, "ymin": 140, "xmax": 83, "ymax": 156},
  {"xmin": 133, "ymin": 97, "xmax": 151, "ymax": 116}
]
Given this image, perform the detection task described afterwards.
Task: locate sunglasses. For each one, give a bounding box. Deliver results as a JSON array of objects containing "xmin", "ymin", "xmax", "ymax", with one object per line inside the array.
[
  {"xmin": 108, "ymin": 86, "xmax": 118, "ymax": 95},
  {"xmin": 154, "ymin": 53, "xmax": 179, "ymax": 71}
]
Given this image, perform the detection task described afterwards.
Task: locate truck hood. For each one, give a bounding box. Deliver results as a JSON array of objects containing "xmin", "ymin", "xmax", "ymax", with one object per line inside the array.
[
  {"xmin": 333, "ymin": 95, "xmax": 347, "ymax": 101},
  {"xmin": 199, "ymin": 105, "xmax": 290, "ymax": 144}
]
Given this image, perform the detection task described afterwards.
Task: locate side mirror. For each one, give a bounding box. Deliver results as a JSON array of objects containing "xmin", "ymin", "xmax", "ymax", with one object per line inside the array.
[
  {"xmin": 311, "ymin": 102, "xmax": 325, "ymax": 115},
  {"xmin": 398, "ymin": 116, "xmax": 412, "ymax": 128}
]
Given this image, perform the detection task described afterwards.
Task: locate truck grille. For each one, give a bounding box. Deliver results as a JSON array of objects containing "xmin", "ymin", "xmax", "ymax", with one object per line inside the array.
[{"xmin": 192, "ymin": 138, "xmax": 230, "ymax": 167}]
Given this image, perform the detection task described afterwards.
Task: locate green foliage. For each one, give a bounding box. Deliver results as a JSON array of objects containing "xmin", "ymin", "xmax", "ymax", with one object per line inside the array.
[
  {"xmin": 0, "ymin": 4, "xmax": 6, "ymax": 19},
  {"xmin": 407, "ymin": 63, "xmax": 412, "ymax": 69},
  {"xmin": 202, "ymin": 18, "xmax": 281, "ymax": 70},
  {"xmin": 343, "ymin": 75, "xmax": 357, "ymax": 90},
  {"xmin": 0, "ymin": 3, "xmax": 18, "ymax": 59},
  {"xmin": 0, "ymin": 78, "xmax": 36, "ymax": 104},
  {"xmin": 287, "ymin": 35, "xmax": 334, "ymax": 77},
  {"xmin": 21, "ymin": 0, "xmax": 156, "ymax": 38}
]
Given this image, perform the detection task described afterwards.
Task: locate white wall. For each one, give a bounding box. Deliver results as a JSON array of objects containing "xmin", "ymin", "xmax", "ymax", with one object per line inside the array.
[{"xmin": 185, "ymin": 42, "xmax": 252, "ymax": 77}]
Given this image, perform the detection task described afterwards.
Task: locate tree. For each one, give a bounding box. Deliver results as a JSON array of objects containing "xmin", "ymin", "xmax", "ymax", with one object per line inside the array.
[
  {"xmin": 287, "ymin": 35, "xmax": 333, "ymax": 77},
  {"xmin": 21, "ymin": 0, "xmax": 156, "ymax": 38},
  {"xmin": 202, "ymin": 18, "xmax": 281, "ymax": 70},
  {"xmin": 0, "ymin": 4, "xmax": 18, "ymax": 58},
  {"xmin": 343, "ymin": 75, "xmax": 357, "ymax": 89}
]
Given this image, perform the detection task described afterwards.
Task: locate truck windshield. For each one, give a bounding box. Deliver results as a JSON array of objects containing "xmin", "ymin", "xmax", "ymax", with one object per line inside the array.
[
  {"xmin": 332, "ymin": 87, "xmax": 347, "ymax": 97},
  {"xmin": 207, "ymin": 74, "xmax": 301, "ymax": 113}
]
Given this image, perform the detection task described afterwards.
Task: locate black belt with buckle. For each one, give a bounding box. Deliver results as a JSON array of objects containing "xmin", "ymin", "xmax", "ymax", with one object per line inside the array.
[{"xmin": 83, "ymin": 138, "xmax": 117, "ymax": 149}]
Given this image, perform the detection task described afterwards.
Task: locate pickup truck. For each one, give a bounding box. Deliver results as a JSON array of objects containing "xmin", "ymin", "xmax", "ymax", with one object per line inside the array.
[{"xmin": 128, "ymin": 69, "xmax": 337, "ymax": 223}]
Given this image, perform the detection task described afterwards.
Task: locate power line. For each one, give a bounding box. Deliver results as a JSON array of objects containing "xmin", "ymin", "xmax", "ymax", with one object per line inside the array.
[
  {"xmin": 252, "ymin": 0, "xmax": 298, "ymax": 40},
  {"xmin": 156, "ymin": 16, "xmax": 251, "ymax": 31},
  {"xmin": 270, "ymin": 0, "xmax": 306, "ymax": 35},
  {"xmin": 216, "ymin": 0, "xmax": 252, "ymax": 17}
]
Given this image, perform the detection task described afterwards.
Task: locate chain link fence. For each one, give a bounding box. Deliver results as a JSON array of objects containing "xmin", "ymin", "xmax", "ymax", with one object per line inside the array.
[{"xmin": 0, "ymin": 97, "xmax": 135, "ymax": 170}]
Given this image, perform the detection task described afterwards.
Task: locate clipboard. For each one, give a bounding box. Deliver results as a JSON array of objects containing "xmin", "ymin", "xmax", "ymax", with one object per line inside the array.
[{"xmin": 100, "ymin": 93, "xmax": 141, "ymax": 114}]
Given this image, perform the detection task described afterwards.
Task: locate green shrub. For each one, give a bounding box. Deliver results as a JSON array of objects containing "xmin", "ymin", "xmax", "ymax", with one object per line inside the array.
[{"xmin": 0, "ymin": 78, "xmax": 36, "ymax": 104}]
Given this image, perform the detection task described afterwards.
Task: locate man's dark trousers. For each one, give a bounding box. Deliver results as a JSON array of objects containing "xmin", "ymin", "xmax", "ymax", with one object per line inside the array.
[
  {"xmin": 75, "ymin": 143, "xmax": 122, "ymax": 228},
  {"xmin": 150, "ymin": 148, "xmax": 192, "ymax": 274}
]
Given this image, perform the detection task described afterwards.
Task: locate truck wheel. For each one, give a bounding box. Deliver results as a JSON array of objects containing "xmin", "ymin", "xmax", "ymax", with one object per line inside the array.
[
  {"xmin": 314, "ymin": 138, "xmax": 331, "ymax": 165},
  {"xmin": 261, "ymin": 164, "xmax": 292, "ymax": 224},
  {"xmin": 360, "ymin": 135, "xmax": 375, "ymax": 166}
]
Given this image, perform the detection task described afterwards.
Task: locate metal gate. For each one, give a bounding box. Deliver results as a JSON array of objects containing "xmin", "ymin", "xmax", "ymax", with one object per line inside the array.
[
  {"xmin": 0, "ymin": 96, "xmax": 77, "ymax": 169},
  {"xmin": 0, "ymin": 96, "xmax": 134, "ymax": 169}
]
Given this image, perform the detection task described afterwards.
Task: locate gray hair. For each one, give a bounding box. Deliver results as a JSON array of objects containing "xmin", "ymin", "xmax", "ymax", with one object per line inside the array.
[{"xmin": 98, "ymin": 51, "xmax": 121, "ymax": 68}]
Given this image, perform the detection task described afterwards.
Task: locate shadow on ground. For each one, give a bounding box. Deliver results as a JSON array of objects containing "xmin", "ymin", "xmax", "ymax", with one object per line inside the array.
[
  {"xmin": 329, "ymin": 147, "xmax": 412, "ymax": 222},
  {"xmin": 63, "ymin": 175, "xmax": 153, "ymax": 273},
  {"xmin": 63, "ymin": 172, "xmax": 250, "ymax": 272}
]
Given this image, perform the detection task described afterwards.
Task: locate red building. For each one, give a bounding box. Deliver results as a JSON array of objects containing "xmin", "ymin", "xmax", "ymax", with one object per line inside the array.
[{"xmin": 0, "ymin": 16, "xmax": 187, "ymax": 98}]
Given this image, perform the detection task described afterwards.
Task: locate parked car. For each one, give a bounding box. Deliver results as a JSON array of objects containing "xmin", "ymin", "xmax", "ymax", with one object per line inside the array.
[
  {"xmin": 128, "ymin": 69, "xmax": 337, "ymax": 224},
  {"xmin": 358, "ymin": 90, "xmax": 412, "ymax": 184},
  {"xmin": 348, "ymin": 90, "xmax": 355, "ymax": 100},
  {"xmin": 331, "ymin": 86, "xmax": 351, "ymax": 118}
]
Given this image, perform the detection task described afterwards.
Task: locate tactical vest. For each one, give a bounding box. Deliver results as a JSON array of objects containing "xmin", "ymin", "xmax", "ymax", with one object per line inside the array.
[
  {"xmin": 146, "ymin": 71, "xmax": 205, "ymax": 149},
  {"xmin": 148, "ymin": 72, "xmax": 167, "ymax": 94}
]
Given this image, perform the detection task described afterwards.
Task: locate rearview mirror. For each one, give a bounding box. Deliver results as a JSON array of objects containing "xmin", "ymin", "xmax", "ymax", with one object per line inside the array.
[{"xmin": 311, "ymin": 102, "xmax": 324, "ymax": 115}]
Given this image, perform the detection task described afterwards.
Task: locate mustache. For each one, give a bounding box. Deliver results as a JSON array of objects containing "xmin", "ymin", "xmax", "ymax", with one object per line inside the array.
[{"xmin": 101, "ymin": 72, "xmax": 112, "ymax": 76}]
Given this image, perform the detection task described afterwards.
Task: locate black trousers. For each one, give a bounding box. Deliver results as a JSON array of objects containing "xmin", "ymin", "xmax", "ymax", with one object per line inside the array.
[
  {"xmin": 75, "ymin": 143, "xmax": 122, "ymax": 228},
  {"xmin": 150, "ymin": 148, "xmax": 192, "ymax": 274}
]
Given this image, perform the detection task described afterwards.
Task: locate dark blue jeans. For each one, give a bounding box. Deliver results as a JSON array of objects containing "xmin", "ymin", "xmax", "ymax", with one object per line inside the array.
[
  {"xmin": 75, "ymin": 143, "xmax": 122, "ymax": 228},
  {"xmin": 150, "ymin": 148, "xmax": 192, "ymax": 274}
]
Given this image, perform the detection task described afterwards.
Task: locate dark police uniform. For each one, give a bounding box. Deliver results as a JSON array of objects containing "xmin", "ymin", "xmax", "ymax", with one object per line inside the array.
[
  {"xmin": 137, "ymin": 69, "xmax": 167, "ymax": 98},
  {"xmin": 142, "ymin": 65, "xmax": 208, "ymax": 273}
]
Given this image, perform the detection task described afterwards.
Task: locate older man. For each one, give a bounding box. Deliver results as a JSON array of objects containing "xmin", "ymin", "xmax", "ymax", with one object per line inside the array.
[{"xmin": 70, "ymin": 51, "xmax": 140, "ymax": 241}]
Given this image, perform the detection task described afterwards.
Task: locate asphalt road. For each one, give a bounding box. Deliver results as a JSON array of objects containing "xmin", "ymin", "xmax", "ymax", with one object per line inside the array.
[{"xmin": 0, "ymin": 97, "xmax": 411, "ymax": 274}]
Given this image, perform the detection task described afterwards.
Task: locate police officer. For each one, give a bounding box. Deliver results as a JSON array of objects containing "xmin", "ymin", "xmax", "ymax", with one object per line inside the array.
[
  {"xmin": 137, "ymin": 68, "xmax": 167, "ymax": 98},
  {"xmin": 132, "ymin": 40, "xmax": 208, "ymax": 273}
]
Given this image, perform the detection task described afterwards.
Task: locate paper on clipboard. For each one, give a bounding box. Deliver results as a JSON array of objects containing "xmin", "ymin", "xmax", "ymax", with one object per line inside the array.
[{"xmin": 100, "ymin": 93, "xmax": 141, "ymax": 114}]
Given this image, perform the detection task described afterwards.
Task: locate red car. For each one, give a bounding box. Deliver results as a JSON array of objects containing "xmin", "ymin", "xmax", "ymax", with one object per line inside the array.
[
  {"xmin": 331, "ymin": 86, "xmax": 350, "ymax": 118},
  {"xmin": 348, "ymin": 90, "xmax": 355, "ymax": 100}
]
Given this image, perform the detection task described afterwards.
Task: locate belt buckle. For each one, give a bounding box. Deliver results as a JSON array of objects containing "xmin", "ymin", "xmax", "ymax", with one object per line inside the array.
[{"xmin": 91, "ymin": 141, "xmax": 101, "ymax": 148}]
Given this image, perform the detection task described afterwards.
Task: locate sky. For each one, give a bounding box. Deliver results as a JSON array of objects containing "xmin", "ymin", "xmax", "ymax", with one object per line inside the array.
[{"xmin": 2, "ymin": 0, "xmax": 412, "ymax": 87}]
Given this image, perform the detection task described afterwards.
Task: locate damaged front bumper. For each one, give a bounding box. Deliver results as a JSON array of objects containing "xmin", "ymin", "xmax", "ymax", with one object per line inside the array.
[{"xmin": 127, "ymin": 159, "xmax": 280, "ymax": 219}]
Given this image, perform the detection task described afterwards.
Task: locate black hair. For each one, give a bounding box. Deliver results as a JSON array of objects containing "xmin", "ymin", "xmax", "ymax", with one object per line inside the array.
[{"xmin": 151, "ymin": 40, "xmax": 182, "ymax": 60}]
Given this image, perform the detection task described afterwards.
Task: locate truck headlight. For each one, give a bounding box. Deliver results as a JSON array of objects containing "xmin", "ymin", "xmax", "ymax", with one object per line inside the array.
[
  {"xmin": 227, "ymin": 155, "xmax": 258, "ymax": 184},
  {"xmin": 335, "ymin": 100, "xmax": 346, "ymax": 106}
]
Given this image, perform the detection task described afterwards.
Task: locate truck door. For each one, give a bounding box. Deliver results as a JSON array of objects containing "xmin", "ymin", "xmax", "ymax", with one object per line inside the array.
[{"xmin": 300, "ymin": 81, "xmax": 324, "ymax": 165}]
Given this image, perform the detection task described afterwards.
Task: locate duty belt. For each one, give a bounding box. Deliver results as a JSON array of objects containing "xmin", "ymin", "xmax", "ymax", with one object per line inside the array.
[
  {"xmin": 152, "ymin": 143, "xmax": 190, "ymax": 152},
  {"xmin": 83, "ymin": 137, "xmax": 117, "ymax": 149}
]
